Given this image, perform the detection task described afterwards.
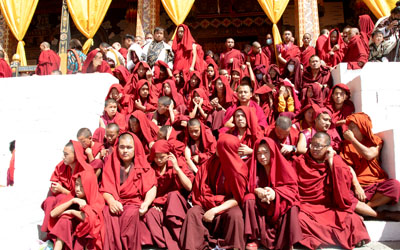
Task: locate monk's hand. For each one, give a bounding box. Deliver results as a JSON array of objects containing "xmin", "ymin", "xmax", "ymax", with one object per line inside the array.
[
  {"xmin": 189, "ymin": 67, "xmax": 195, "ymax": 72},
  {"xmin": 168, "ymin": 153, "xmax": 179, "ymax": 169},
  {"xmin": 51, "ymin": 182, "xmax": 62, "ymax": 194},
  {"xmin": 61, "ymin": 209, "xmax": 75, "ymax": 216},
  {"xmin": 255, "ymin": 187, "xmax": 267, "ymax": 200},
  {"xmin": 135, "ymin": 99, "xmax": 144, "ymax": 110},
  {"xmin": 203, "ymin": 208, "xmax": 217, "ymax": 223},
  {"xmin": 85, "ymin": 147, "xmax": 92, "ymax": 156},
  {"xmin": 116, "ymin": 93, "xmax": 122, "ymax": 102},
  {"xmin": 192, "ymin": 98, "xmax": 199, "ymax": 107},
  {"xmin": 343, "ymin": 130, "xmax": 355, "ymax": 142},
  {"xmin": 192, "ymin": 155, "xmax": 199, "ymax": 164},
  {"xmin": 263, "ymin": 187, "xmax": 276, "ymax": 204},
  {"xmin": 100, "ymin": 148, "xmax": 107, "ymax": 158},
  {"xmin": 278, "ymin": 86, "xmax": 286, "ymax": 96},
  {"xmin": 355, "ymin": 184, "xmax": 367, "ymax": 202},
  {"xmin": 325, "ymin": 146, "xmax": 335, "ymax": 166},
  {"xmin": 149, "ymin": 141, "xmax": 155, "ymax": 149},
  {"xmin": 73, "ymin": 198, "xmax": 87, "ymax": 209},
  {"xmin": 280, "ymin": 144, "xmax": 294, "ymax": 155},
  {"xmin": 139, "ymin": 202, "xmax": 150, "ymax": 216},
  {"xmin": 109, "ymin": 200, "xmax": 124, "ymax": 214},
  {"xmin": 238, "ymin": 144, "xmax": 253, "ymax": 156},
  {"xmin": 198, "ymin": 98, "xmax": 204, "ymax": 107}
]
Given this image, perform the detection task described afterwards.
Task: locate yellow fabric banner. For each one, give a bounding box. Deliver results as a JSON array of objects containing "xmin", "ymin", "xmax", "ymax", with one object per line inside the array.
[
  {"xmin": 0, "ymin": 0, "xmax": 39, "ymax": 66},
  {"xmin": 362, "ymin": 0, "xmax": 397, "ymax": 18},
  {"xmin": 161, "ymin": 0, "xmax": 195, "ymax": 38},
  {"xmin": 67, "ymin": 0, "xmax": 112, "ymax": 54}
]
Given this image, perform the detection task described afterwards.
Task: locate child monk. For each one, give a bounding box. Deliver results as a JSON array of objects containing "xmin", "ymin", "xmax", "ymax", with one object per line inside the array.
[
  {"xmin": 124, "ymin": 61, "xmax": 152, "ymax": 95},
  {"xmin": 143, "ymin": 140, "xmax": 194, "ymax": 250},
  {"xmin": 188, "ymin": 88, "xmax": 212, "ymax": 124},
  {"xmin": 41, "ymin": 141, "xmax": 93, "ymax": 234},
  {"xmin": 100, "ymin": 132, "xmax": 157, "ymax": 250},
  {"xmin": 128, "ymin": 110, "xmax": 159, "ymax": 154},
  {"xmin": 49, "ymin": 170, "xmax": 104, "ymax": 250},
  {"xmin": 99, "ymin": 99, "xmax": 126, "ymax": 132},
  {"xmin": 184, "ymin": 118, "xmax": 217, "ymax": 174},
  {"xmin": 106, "ymin": 83, "xmax": 133, "ymax": 115},
  {"xmin": 133, "ymin": 79, "xmax": 158, "ymax": 114},
  {"xmin": 99, "ymin": 123, "xmax": 120, "ymax": 162},
  {"xmin": 77, "ymin": 128, "xmax": 104, "ymax": 176},
  {"xmin": 152, "ymin": 96, "xmax": 176, "ymax": 127},
  {"xmin": 181, "ymin": 71, "xmax": 204, "ymax": 105}
]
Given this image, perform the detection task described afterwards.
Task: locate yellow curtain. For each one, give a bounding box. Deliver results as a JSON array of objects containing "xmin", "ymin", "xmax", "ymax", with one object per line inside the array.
[
  {"xmin": 362, "ymin": 0, "xmax": 397, "ymax": 18},
  {"xmin": 161, "ymin": 0, "xmax": 195, "ymax": 38},
  {"xmin": 67, "ymin": 0, "xmax": 112, "ymax": 54},
  {"xmin": 0, "ymin": 0, "xmax": 39, "ymax": 66}
]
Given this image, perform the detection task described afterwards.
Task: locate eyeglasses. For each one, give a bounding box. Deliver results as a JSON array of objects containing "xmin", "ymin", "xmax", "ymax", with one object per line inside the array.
[{"xmin": 309, "ymin": 143, "xmax": 328, "ymax": 150}]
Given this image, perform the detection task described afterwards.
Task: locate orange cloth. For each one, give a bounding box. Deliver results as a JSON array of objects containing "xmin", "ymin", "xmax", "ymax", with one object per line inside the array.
[{"xmin": 340, "ymin": 113, "xmax": 387, "ymax": 186}]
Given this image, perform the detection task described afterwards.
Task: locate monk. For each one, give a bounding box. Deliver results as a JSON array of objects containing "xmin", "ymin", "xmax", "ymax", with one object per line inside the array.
[
  {"xmin": 152, "ymin": 96, "xmax": 176, "ymax": 127},
  {"xmin": 244, "ymin": 137, "xmax": 302, "ymax": 250},
  {"xmin": 220, "ymin": 38, "xmax": 244, "ymax": 70},
  {"xmin": 41, "ymin": 141, "xmax": 93, "ymax": 234},
  {"xmin": 184, "ymin": 118, "xmax": 217, "ymax": 173},
  {"xmin": 128, "ymin": 110, "xmax": 159, "ymax": 154},
  {"xmin": 181, "ymin": 71, "xmax": 204, "ymax": 105},
  {"xmin": 77, "ymin": 128, "xmax": 105, "ymax": 176},
  {"xmin": 143, "ymin": 140, "xmax": 194, "ymax": 250},
  {"xmin": 35, "ymin": 42, "xmax": 61, "ymax": 75},
  {"xmin": 106, "ymin": 83, "xmax": 133, "ymax": 115},
  {"xmin": 99, "ymin": 99, "xmax": 127, "ymax": 132},
  {"xmin": 0, "ymin": 50, "xmax": 12, "ymax": 78},
  {"xmin": 254, "ymin": 85, "xmax": 274, "ymax": 125},
  {"xmin": 247, "ymin": 41, "xmax": 270, "ymax": 69},
  {"xmin": 342, "ymin": 28, "xmax": 369, "ymax": 69},
  {"xmin": 126, "ymin": 42, "xmax": 143, "ymax": 72},
  {"xmin": 6, "ymin": 140, "xmax": 15, "ymax": 186},
  {"xmin": 301, "ymin": 82, "xmax": 324, "ymax": 107},
  {"xmin": 132, "ymin": 79, "xmax": 158, "ymax": 113},
  {"xmin": 262, "ymin": 33, "xmax": 276, "ymax": 64},
  {"xmin": 266, "ymin": 116, "xmax": 299, "ymax": 161},
  {"xmin": 112, "ymin": 65, "xmax": 131, "ymax": 87},
  {"xmin": 172, "ymin": 24, "xmax": 206, "ymax": 73},
  {"xmin": 297, "ymin": 108, "xmax": 342, "ymax": 153},
  {"xmin": 300, "ymin": 33, "xmax": 316, "ymax": 68},
  {"xmin": 282, "ymin": 58, "xmax": 303, "ymax": 92},
  {"xmin": 277, "ymin": 30, "xmax": 301, "ymax": 72},
  {"xmin": 320, "ymin": 28, "xmax": 346, "ymax": 68},
  {"xmin": 162, "ymin": 79, "xmax": 186, "ymax": 113},
  {"xmin": 124, "ymin": 61, "xmax": 152, "ymax": 95},
  {"xmin": 315, "ymin": 29, "xmax": 329, "ymax": 57},
  {"xmin": 295, "ymin": 132, "xmax": 370, "ymax": 249},
  {"xmin": 302, "ymin": 55, "xmax": 333, "ymax": 99},
  {"xmin": 82, "ymin": 49, "xmax": 112, "ymax": 74},
  {"xmin": 341, "ymin": 113, "xmax": 400, "ymax": 220},
  {"xmin": 100, "ymin": 132, "xmax": 157, "ymax": 250},
  {"xmin": 188, "ymin": 88, "xmax": 212, "ymax": 123},
  {"xmin": 49, "ymin": 170, "xmax": 104, "ymax": 250},
  {"xmin": 179, "ymin": 134, "xmax": 248, "ymax": 250},
  {"xmin": 98, "ymin": 123, "xmax": 120, "ymax": 162},
  {"xmin": 266, "ymin": 64, "xmax": 283, "ymax": 88},
  {"xmin": 203, "ymin": 60, "xmax": 219, "ymax": 95},
  {"xmin": 293, "ymin": 103, "xmax": 316, "ymax": 132},
  {"xmin": 276, "ymin": 80, "xmax": 301, "ymax": 114}
]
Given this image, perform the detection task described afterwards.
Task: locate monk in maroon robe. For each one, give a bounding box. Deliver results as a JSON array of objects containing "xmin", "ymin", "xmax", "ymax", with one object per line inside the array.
[
  {"xmin": 293, "ymin": 103, "xmax": 317, "ymax": 132},
  {"xmin": 124, "ymin": 61, "xmax": 152, "ymax": 95},
  {"xmin": 41, "ymin": 141, "xmax": 93, "ymax": 234},
  {"xmin": 35, "ymin": 42, "xmax": 61, "ymax": 75},
  {"xmin": 320, "ymin": 28, "xmax": 346, "ymax": 68},
  {"xmin": 127, "ymin": 110, "xmax": 159, "ymax": 154},
  {"xmin": 48, "ymin": 170, "xmax": 104, "ymax": 250},
  {"xmin": 179, "ymin": 134, "xmax": 248, "ymax": 250},
  {"xmin": 300, "ymin": 33, "xmax": 316, "ymax": 68},
  {"xmin": 82, "ymin": 49, "xmax": 112, "ymax": 74},
  {"xmin": 181, "ymin": 70, "xmax": 205, "ymax": 106},
  {"xmin": 282, "ymin": 58, "xmax": 303, "ymax": 92},
  {"xmin": 132, "ymin": 79, "xmax": 158, "ymax": 113},
  {"xmin": 325, "ymin": 83, "xmax": 355, "ymax": 131},
  {"xmin": 220, "ymin": 38, "xmax": 243, "ymax": 70},
  {"xmin": 112, "ymin": 65, "xmax": 131, "ymax": 87},
  {"xmin": 266, "ymin": 64, "xmax": 283, "ymax": 88},
  {"xmin": 106, "ymin": 83, "xmax": 134, "ymax": 115},
  {"xmin": 0, "ymin": 51, "xmax": 12, "ymax": 78},
  {"xmin": 262, "ymin": 34, "xmax": 276, "ymax": 64},
  {"xmin": 301, "ymin": 82, "xmax": 324, "ymax": 108},
  {"xmin": 100, "ymin": 132, "xmax": 157, "ymax": 250},
  {"xmin": 302, "ymin": 55, "xmax": 332, "ymax": 100},
  {"xmin": 6, "ymin": 140, "xmax": 15, "ymax": 186},
  {"xmin": 247, "ymin": 41, "xmax": 270, "ymax": 69},
  {"xmin": 277, "ymin": 30, "xmax": 301, "ymax": 72},
  {"xmin": 203, "ymin": 60, "xmax": 219, "ymax": 96},
  {"xmin": 100, "ymin": 99, "xmax": 127, "ymax": 133},
  {"xmin": 295, "ymin": 132, "xmax": 370, "ymax": 249},
  {"xmin": 254, "ymin": 85, "xmax": 274, "ymax": 125},
  {"xmin": 315, "ymin": 29, "xmax": 329, "ymax": 57},
  {"xmin": 244, "ymin": 137, "xmax": 302, "ymax": 250},
  {"xmin": 188, "ymin": 88, "xmax": 212, "ymax": 124},
  {"xmin": 162, "ymin": 78, "xmax": 186, "ymax": 113},
  {"xmin": 143, "ymin": 140, "xmax": 194, "ymax": 250},
  {"xmin": 342, "ymin": 28, "xmax": 369, "ymax": 69}
]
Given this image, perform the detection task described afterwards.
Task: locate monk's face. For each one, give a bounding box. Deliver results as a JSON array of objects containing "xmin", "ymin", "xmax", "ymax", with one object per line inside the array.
[
  {"xmin": 283, "ymin": 31, "xmax": 292, "ymax": 43},
  {"xmin": 306, "ymin": 87, "xmax": 314, "ymax": 98},
  {"xmin": 129, "ymin": 119, "xmax": 140, "ymax": 133},
  {"xmin": 310, "ymin": 56, "xmax": 321, "ymax": 69},
  {"xmin": 332, "ymin": 87, "xmax": 347, "ymax": 105},
  {"xmin": 234, "ymin": 110, "xmax": 247, "ymax": 129},
  {"xmin": 63, "ymin": 146, "xmax": 75, "ymax": 166},
  {"xmin": 310, "ymin": 137, "xmax": 329, "ymax": 161},
  {"xmin": 226, "ymin": 38, "xmax": 235, "ymax": 49},
  {"xmin": 177, "ymin": 26, "xmax": 185, "ymax": 40},
  {"xmin": 157, "ymin": 103, "xmax": 169, "ymax": 115},
  {"xmin": 163, "ymin": 83, "xmax": 171, "ymax": 96},
  {"xmin": 347, "ymin": 122, "xmax": 364, "ymax": 141},
  {"xmin": 303, "ymin": 34, "xmax": 311, "ymax": 46},
  {"xmin": 75, "ymin": 177, "xmax": 86, "ymax": 199},
  {"xmin": 77, "ymin": 136, "xmax": 92, "ymax": 149},
  {"xmin": 237, "ymin": 85, "xmax": 252, "ymax": 104},
  {"xmin": 231, "ymin": 71, "xmax": 240, "ymax": 83},
  {"xmin": 137, "ymin": 65, "xmax": 146, "ymax": 78},
  {"xmin": 93, "ymin": 52, "xmax": 103, "ymax": 67},
  {"xmin": 154, "ymin": 152, "xmax": 168, "ymax": 167},
  {"xmin": 315, "ymin": 113, "xmax": 332, "ymax": 132},
  {"xmin": 275, "ymin": 126, "xmax": 291, "ymax": 141},
  {"xmin": 106, "ymin": 128, "xmax": 119, "ymax": 145},
  {"xmin": 330, "ymin": 31, "xmax": 338, "ymax": 45},
  {"xmin": 193, "ymin": 92, "xmax": 202, "ymax": 105},
  {"xmin": 257, "ymin": 143, "xmax": 271, "ymax": 167},
  {"xmin": 139, "ymin": 84, "xmax": 149, "ymax": 99},
  {"xmin": 269, "ymin": 68, "xmax": 277, "ymax": 79},
  {"xmin": 215, "ymin": 79, "xmax": 224, "ymax": 93},
  {"xmin": 188, "ymin": 125, "xmax": 201, "ymax": 141},
  {"xmin": 118, "ymin": 136, "xmax": 135, "ymax": 163},
  {"xmin": 304, "ymin": 108, "xmax": 315, "ymax": 124},
  {"xmin": 207, "ymin": 66, "xmax": 215, "ymax": 79},
  {"xmin": 105, "ymin": 103, "xmax": 117, "ymax": 117},
  {"xmin": 190, "ymin": 75, "xmax": 200, "ymax": 89},
  {"xmin": 110, "ymin": 88, "xmax": 120, "ymax": 100},
  {"xmin": 342, "ymin": 28, "xmax": 350, "ymax": 43},
  {"xmin": 174, "ymin": 73, "xmax": 181, "ymax": 83}
]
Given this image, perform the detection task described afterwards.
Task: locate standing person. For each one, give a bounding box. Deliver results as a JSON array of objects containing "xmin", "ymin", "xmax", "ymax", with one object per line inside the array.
[
  {"xmin": 374, "ymin": 5, "xmax": 400, "ymax": 61},
  {"xmin": 262, "ymin": 33, "xmax": 276, "ymax": 64},
  {"xmin": 35, "ymin": 42, "xmax": 61, "ymax": 75},
  {"xmin": 320, "ymin": 28, "xmax": 346, "ymax": 68},
  {"xmin": 0, "ymin": 50, "xmax": 12, "ymax": 77},
  {"xmin": 67, "ymin": 38, "xmax": 86, "ymax": 74},
  {"xmin": 300, "ymin": 33, "xmax": 316, "ymax": 68},
  {"xmin": 6, "ymin": 140, "xmax": 15, "ymax": 186},
  {"xmin": 315, "ymin": 29, "xmax": 329, "ymax": 56},
  {"xmin": 277, "ymin": 30, "xmax": 301, "ymax": 72},
  {"xmin": 141, "ymin": 27, "xmax": 174, "ymax": 69},
  {"xmin": 342, "ymin": 28, "xmax": 369, "ymax": 69},
  {"xmin": 220, "ymin": 38, "xmax": 243, "ymax": 71}
]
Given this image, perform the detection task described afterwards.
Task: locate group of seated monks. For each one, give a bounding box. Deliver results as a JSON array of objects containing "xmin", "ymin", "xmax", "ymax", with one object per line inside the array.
[{"xmin": 30, "ymin": 12, "xmax": 400, "ymax": 250}]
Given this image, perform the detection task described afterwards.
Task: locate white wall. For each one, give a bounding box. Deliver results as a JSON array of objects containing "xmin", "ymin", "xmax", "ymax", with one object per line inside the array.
[{"xmin": 0, "ymin": 73, "xmax": 117, "ymax": 249}]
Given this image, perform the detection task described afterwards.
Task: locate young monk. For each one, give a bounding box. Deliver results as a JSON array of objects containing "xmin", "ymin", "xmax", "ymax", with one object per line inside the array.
[
  {"xmin": 99, "ymin": 99, "xmax": 126, "ymax": 132},
  {"xmin": 180, "ymin": 134, "xmax": 248, "ymax": 250},
  {"xmin": 143, "ymin": 140, "xmax": 194, "ymax": 250},
  {"xmin": 128, "ymin": 110, "xmax": 159, "ymax": 154},
  {"xmin": 76, "ymin": 128, "xmax": 105, "ymax": 176},
  {"xmin": 162, "ymin": 78, "xmax": 186, "ymax": 113},
  {"xmin": 295, "ymin": 132, "xmax": 370, "ymax": 249},
  {"xmin": 244, "ymin": 137, "xmax": 302, "ymax": 250},
  {"xmin": 341, "ymin": 113, "xmax": 400, "ymax": 220},
  {"xmin": 133, "ymin": 79, "xmax": 157, "ymax": 113},
  {"xmin": 41, "ymin": 141, "xmax": 93, "ymax": 234},
  {"xmin": 124, "ymin": 61, "xmax": 152, "ymax": 95},
  {"xmin": 106, "ymin": 83, "xmax": 133, "ymax": 115},
  {"xmin": 301, "ymin": 82, "xmax": 324, "ymax": 107},
  {"xmin": 220, "ymin": 37, "xmax": 243, "ymax": 70},
  {"xmin": 82, "ymin": 49, "xmax": 112, "ymax": 74},
  {"xmin": 100, "ymin": 132, "xmax": 157, "ymax": 250},
  {"xmin": 49, "ymin": 170, "xmax": 104, "ymax": 250},
  {"xmin": 35, "ymin": 42, "xmax": 61, "ymax": 75},
  {"xmin": 300, "ymin": 33, "xmax": 316, "ymax": 68},
  {"xmin": 188, "ymin": 88, "xmax": 212, "ymax": 123},
  {"xmin": 276, "ymin": 80, "xmax": 301, "ymax": 114},
  {"xmin": 293, "ymin": 103, "xmax": 317, "ymax": 132},
  {"xmin": 184, "ymin": 118, "xmax": 217, "ymax": 173},
  {"xmin": 282, "ymin": 58, "xmax": 303, "ymax": 92},
  {"xmin": 152, "ymin": 96, "xmax": 176, "ymax": 127},
  {"xmin": 203, "ymin": 61, "xmax": 219, "ymax": 95},
  {"xmin": 99, "ymin": 123, "xmax": 120, "ymax": 162},
  {"xmin": 181, "ymin": 71, "xmax": 204, "ymax": 106},
  {"xmin": 320, "ymin": 28, "xmax": 346, "ymax": 68},
  {"xmin": 113, "ymin": 65, "xmax": 131, "ymax": 86}
]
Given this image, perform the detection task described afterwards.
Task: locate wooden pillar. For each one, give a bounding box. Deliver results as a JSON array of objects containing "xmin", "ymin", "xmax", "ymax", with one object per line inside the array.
[
  {"xmin": 295, "ymin": 0, "xmax": 320, "ymax": 47},
  {"xmin": 0, "ymin": 12, "xmax": 11, "ymax": 64},
  {"xmin": 59, "ymin": 0, "xmax": 70, "ymax": 74},
  {"xmin": 136, "ymin": 0, "xmax": 160, "ymax": 38}
]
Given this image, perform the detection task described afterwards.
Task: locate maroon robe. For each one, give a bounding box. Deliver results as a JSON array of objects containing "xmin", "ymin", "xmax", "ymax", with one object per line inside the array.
[
  {"xmin": 302, "ymin": 65, "xmax": 333, "ymax": 99},
  {"xmin": 265, "ymin": 124, "xmax": 299, "ymax": 161},
  {"xmin": 262, "ymin": 45, "xmax": 276, "ymax": 64},
  {"xmin": 300, "ymin": 45, "xmax": 316, "ymax": 68},
  {"xmin": 316, "ymin": 35, "xmax": 328, "ymax": 57},
  {"xmin": 101, "ymin": 111, "xmax": 127, "ymax": 134},
  {"xmin": 112, "ymin": 65, "xmax": 131, "ymax": 86},
  {"xmin": 128, "ymin": 110, "xmax": 159, "ymax": 154},
  {"xmin": 123, "ymin": 61, "xmax": 151, "ymax": 95},
  {"xmin": 254, "ymin": 85, "xmax": 274, "ymax": 125},
  {"xmin": 0, "ymin": 58, "xmax": 12, "ymax": 78},
  {"xmin": 223, "ymin": 100, "xmax": 268, "ymax": 129},
  {"xmin": 282, "ymin": 58, "xmax": 303, "ymax": 91},
  {"xmin": 220, "ymin": 48, "xmax": 243, "ymax": 70},
  {"xmin": 106, "ymin": 83, "xmax": 134, "ymax": 115},
  {"xmin": 301, "ymin": 82, "xmax": 324, "ymax": 108},
  {"xmin": 321, "ymin": 28, "xmax": 346, "ymax": 67},
  {"xmin": 266, "ymin": 64, "xmax": 283, "ymax": 87},
  {"xmin": 277, "ymin": 42, "xmax": 301, "ymax": 72},
  {"xmin": 343, "ymin": 35, "xmax": 369, "ymax": 69},
  {"xmin": 82, "ymin": 50, "xmax": 112, "ymax": 74},
  {"xmin": 325, "ymin": 84, "xmax": 355, "ymax": 127},
  {"xmin": 187, "ymin": 88, "xmax": 213, "ymax": 124},
  {"xmin": 35, "ymin": 49, "xmax": 61, "ymax": 75},
  {"xmin": 6, "ymin": 150, "xmax": 15, "ymax": 186},
  {"xmin": 247, "ymin": 50, "xmax": 270, "ymax": 69},
  {"xmin": 132, "ymin": 79, "xmax": 158, "ymax": 113}
]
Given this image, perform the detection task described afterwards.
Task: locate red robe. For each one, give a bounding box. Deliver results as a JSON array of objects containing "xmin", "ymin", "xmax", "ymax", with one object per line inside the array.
[
  {"xmin": 320, "ymin": 28, "xmax": 346, "ymax": 67},
  {"xmin": 132, "ymin": 79, "xmax": 158, "ymax": 113},
  {"xmin": 6, "ymin": 150, "xmax": 15, "ymax": 186},
  {"xmin": 0, "ymin": 58, "xmax": 12, "ymax": 78},
  {"xmin": 35, "ymin": 49, "xmax": 61, "ymax": 75},
  {"xmin": 161, "ymin": 79, "xmax": 186, "ymax": 111},
  {"xmin": 294, "ymin": 153, "xmax": 370, "ymax": 249},
  {"xmin": 220, "ymin": 48, "xmax": 243, "ymax": 70},
  {"xmin": 300, "ymin": 45, "xmax": 316, "ymax": 68},
  {"xmin": 82, "ymin": 49, "xmax": 112, "ymax": 74},
  {"xmin": 302, "ymin": 65, "xmax": 333, "ymax": 99},
  {"xmin": 277, "ymin": 42, "xmax": 301, "ymax": 72},
  {"xmin": 101, "ymin": 111, "xmax": 127, "ymax": 133},
  {"xmin": 49, "ymin": 170, "xmax": 104, "ymax": 250},
  {"xmin": 247, "ymin": 50, "xmax": 270, "ymax": 69},
  {"xmin": 128, "ymin": 110, "xmax": 159, "ymax": 154},
  {"xmin": 123, "ymin": 61, "xmax": 151, "ymax": 95},
  {"xmin": 266, "ymin": 124, "xmax": 299, "ymax": 161},
  {"xmin": 262, "ymin": 45, "xmax": 276, "ymax": 64},
  {"xmin": 343, "ymin": 35, "xmax": 369, "ymax": 69},
  {"xmin": 119, "ymin": 47, "xmax": 128, "ymax": 61},
  {"xmin": 181, "ymin": 70, "xmax": 205, "ymax": 105},
  {"xmin": 282, "ymin": 58, "xmax": 303, "ymax": 91},
  {"xmin": 359, "ymin": 15, "xmax": 374, "ymax": 52},
  {"xmin": 266, "ymin": 64, "xmax": 283, "ymax": 87},
  {"xmin": 254, "ymin": 85, "xmax": 274, "ymax": 125},
  {"xmin": 325, "ymin": 84, "xmax": 355, "ymax": 127},
  {"xmin": 187, "ymin": 88, "xmax": 212, "ymax": 124},
  {"xmin": 315, "ymin": 35, "xmax": 328, "ymax": 57},
  {"xmin": 301, "ymin": 82, "xmax": 324, "ymax": 108},
  {"xmin": 223, "ymin": 100, "xmax": 268, "ymax": 129},
  {"xmin": 106, "ymin": 83, "xmax": 134, "ymax": 115},
  {"xmin": 112, "ymin": 65, "xmax": 131, "ymax": 86}
]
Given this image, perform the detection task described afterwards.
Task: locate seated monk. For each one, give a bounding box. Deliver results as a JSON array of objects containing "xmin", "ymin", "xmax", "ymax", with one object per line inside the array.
[
  {"xmin": 179, "ymin": 134, "xmax": 248, "ymax": 250},
  {"xmin": 162, "ymin": 79, "xmax": 186, "ymax": 114},
  {"xmin": 99, "ymin": 99, "xmax": 127, "ymax": 132},
  {"xmin": 143, "ymin": 140, "xmax": 194, "ymax": 250},
  {"xmin": 342, "ymin": 28, "xmax": 369, "ymax": 69},
  {"xmin": 277, "ymin": 30, "xmax": 301, "ymax": 72},
  {"xmin": 244, "ymin": 137, "xmax": 302, "ymax": 250},
  {"xmin": 35, "ymin": 42, "xmax": 61, "ymax": 75},
  {"xmin": 82, "ymin": 49, "xmax": 112, "ymax": 74},
  {"xmin": 76, "ymin": 128, "xmax": 105, "ymax": 176},
  {"xmin": 266, "ymin": 116, "xmax": 299, "ymax": 162},
  {"xmin": 49, "ymin": 170, "xmax": 104, "ymax": 250},
  {"xmin": 124, "ymin": 61, "xmax": 152, "ymax": 95},
  {"xmin": 247, "ymin": 41, "xmax": 270, "ymax": 69},
  {"xmin": 341, "ymin": 113, "xmax": 400, "ymax": 220},
  {"xmin": 152, "ymin": 60, "xmax": 174, "ymax": 95},
  {"xmin": 301, "ymin": 82, "xmax": 324, "ymax": 108},
  {"xmin": 128, "ymin": 110, "xmax": 159, "ymax": 154},
  {"xmin": 152, "ymin": 96, "xmax": 176, "ymax": 127},
  {"xmin": 157, "ymin": 125, "xmax": 186, "ymax": 157},
  {"xmin": 320, "ymin": 28, "xmax": 346, "ymax": 68},
  {"xmin": 0, "ymin": 50, "xmax": 12, "ymax": 78},
  {"xmin": 100, "ymin": 132, "xmax": 157, "ymax": 250},
  {"xmin": 292, "ymin": 103, "xmax": 317, "ymax": 132},
  {"xmin": 265, "ymin": 64, "xmax": 283, "ymax": 88},
  {"xmin": 41, "ymin": 141, "xmax": 93, "ymax": 235},
  {"xmin": 300, "ymin": 33, "xmax": 316, "ymax": 68},
  {"xmin": 295, "ymin": 132, "xmax": 370, "ymax": 249},
  {"xmin": 282, "ymin": 58, "xmax": 303, "ymax": 92},
  {"xmin": 181, "ymin": 70, "xmax": 204, "ymax": 106},
  {"xmin": 106, "ymin": 83, "xmax": 133, "ymax": 115},
  {"xmin": 184, "ymin": 118, "xmax": 217, "ymax": 174},
  {"xmin": 297, "ymin": 108, "xmax": 342, "ymax": 153},
  {"xmin": 223, "ymin": 82, "xmax": 268, "ymax": 129},
  {"xmin": 275, "ymin": 80, "xmax": 301, "ymax": 115},
  {"xmin": 112, "ymin": 65, "xmax": 131, "ymax": 87},
  {"xmin": 254, "ymin": 85, "xmax": 275, "ymax": 125},
  {"xmin": 132, "ymin": 79, "xmax": 158, "ymax": 114},
  {"xmin": 302, "ymin": 55, "xmax": 333, "ymax": 99},
  {"xmin": 99, "ymin": 123, "xmax": 120, "ymax": 162},
  {"xmin": 188, "ymin": 88, "xmax": 212, "ymax": 124},
  {"xmin": 204, "ymin": 59, "xmax": 219, "ymax": 95}
]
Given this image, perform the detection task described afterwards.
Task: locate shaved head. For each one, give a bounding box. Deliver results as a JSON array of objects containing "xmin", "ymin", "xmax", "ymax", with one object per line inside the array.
[
  {"xmin": 106, "ymin": 123, "xmax": 120, "ymax": 133},
  {"xmin": 77, "ymin": 128, "xmax": 92, "ymax": 138},
  {"xmin": 119, "ymin": 133, "xmax": 134, "ymax": 144},
  {"xmin": 188, "ymin": 118, "xmax": 201, "ymax": 127},
  {"xmin": 65, "ymin": 141, "xmax": 75, "ymax": 152},
  {"xmin": 252, "ymin": 41, "xmax": 261, "ymax": 47},
  {"xmin": 105, "ymin": 98, "xmax": 117, "ymax": 107},
  {"xmin": 312, "ymin": 132, "xmax": 331, "ymax": 146},
  {"xmin": 276, "ymin": 116, "xmax": 292, "ymax": 130}
]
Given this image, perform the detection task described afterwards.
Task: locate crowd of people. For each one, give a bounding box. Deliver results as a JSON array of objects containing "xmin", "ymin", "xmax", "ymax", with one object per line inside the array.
[{"xmin": 3, "ymin": 4, "xmax": 400, "ymax": 250}]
